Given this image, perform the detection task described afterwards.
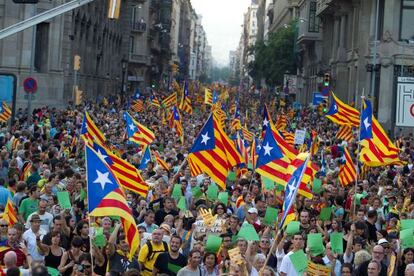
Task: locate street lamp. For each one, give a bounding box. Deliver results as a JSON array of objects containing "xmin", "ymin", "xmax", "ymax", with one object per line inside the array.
[{"xmin": 121, "ymin": 58, "xmax": 128, "ymax": 105}]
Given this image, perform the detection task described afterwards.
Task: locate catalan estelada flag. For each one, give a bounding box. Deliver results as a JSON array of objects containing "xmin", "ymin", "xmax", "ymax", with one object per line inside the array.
[
  {"xmin": 92, "ymin": 142, "xmax": 149, "ymax": 197},
  {"xmin": 3, "ymin": 198, "xmax": 17, "ymax": 226},
  {"xmin": 205, "ymin": 88, "xmax": 213, "ymax": 105},
  {"xmin": 152, "ymin": 150, "xmax": 170, "ymax": 171},
  {"xmin": 325, "ymin": 92, "xmax": 360, "ymax": 127},
  {"xmin": 336, "ymin": 125, "xmax": 354, "ymax": 142},
  {"xmin": 255, "ymin": 127, "xmax": 290, "ymax": 185},
  {"xmin": 162, "ymin": 92, "xmax": 177, "ymax": 109},
  {"xmin": 0, "ymin": 102, "xmax": 11, "ymax": 123},
  {"xmin": 123, "ymin": 112, "xmax": 155, "ymax": 146},
  {"xmin": 20, "ymin": 161, "xmax": 32, "ymax": 181},
  {"xmin": 86, "ymin": 145, "xmax": 139, "ymax": 259},
  {"xmin": 138, "ymin": 146, "xmax": 152, "ymax": 171},
  {"xmin": 169, "ymin": 106, "xmax": 184, "ymax": 143},
  {"xmin": 275, "ymin": 114, "xmax": 287, "ymax": 130},
  {"xmin": 231, "ymin": 106, "xmax": 242, "ymax": 132},
  {"xmin": 81, "ymin": 112, "xmax": 106, "ymax": 145},
  {"xmin": 284, "ymin": 153, "xmax": 316, "ymax": 199},
  {"xmin": 359, "ymin": 99, "xmax": 402, "ymax": 166},
  {"xmin": 309, "ymin": 130, "xmax": 319, "ymax": 156},
  {"xmin": 188, "ymin": 156, "xmax": 203, "ymax": 176},
  {"xmin": 339, "ymin": 147, "xmax": 356, "ymax": 186},
  {"xmin": 279, "ymin": 130, "xmax": 295, "ymax": 146},
  {"xmin": 241, "ymin": 126, "xmax": 254, "ymax": 143},
  {"xmin": 179, "ymin": 81, "xmax": 192, "ymax": 114},
  {"xmin": 150, "ymin": 93, "xmax": 161, "ymax": 108},
  {"xmin": 188, "ymin": 114, "xmax": 242, "ymax": 189},
  {"xmin": 131, "ymin": 90, "xmax": 144, "ymax": 113},
  {"xmin": 251, "ymin": 137, "xmax": 259, "ymax": 169},
  {"xmin": 280, "ymin": 154, "xmax": 310, "ymax": 228}
]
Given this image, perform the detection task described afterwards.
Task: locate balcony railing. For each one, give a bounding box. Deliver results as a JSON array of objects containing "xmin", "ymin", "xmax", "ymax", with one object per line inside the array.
[
  {"xmin": 316, "ymin": 0, "xmax": 334, "ymax": 16},
  {"xmin": 129, "ymin": 53, "xmax": 149, "ymax": 65},
  {"xmin": 132, "ymin": 22, "xmax": 147, "ymax": 32}
]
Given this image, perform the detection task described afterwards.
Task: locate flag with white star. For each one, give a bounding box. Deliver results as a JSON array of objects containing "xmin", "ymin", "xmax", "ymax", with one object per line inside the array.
[
  {"xmin": 325, "ymin": 92, "xmax": 360, "ymax": 127},
  {"xmin": 139, "ymin": 145, "xmax": 152, "ymax": 170},
  {"xmin": 359, "ymin": 99, "xmax": 373, "ymax": 140},
  {"xmin": 86, "ymin": 144, "xmax": 140, "ymax": 259},
  {"xmin": 280, "ymin": 155, "xmax": 310, "ymax": 228},
  {"xmin": 123, "ymin": 111, "xmax": 155, "ymax": 146}
]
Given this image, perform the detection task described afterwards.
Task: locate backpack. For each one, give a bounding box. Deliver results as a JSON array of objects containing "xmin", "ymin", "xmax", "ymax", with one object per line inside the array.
[{"xmin": 145, "ymin": 240, "xmax": 168, "ymax": 261}]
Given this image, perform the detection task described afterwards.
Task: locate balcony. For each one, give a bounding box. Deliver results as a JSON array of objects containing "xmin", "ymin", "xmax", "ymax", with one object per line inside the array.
[
  {"xmin": 129, "ymin": 53, "xmax": 150, "ymax": 65},
  {"xmin": 316, "ymin": 0, "xmax": 334, "ymax": 16},
  {"xmin": 132, "ymin": 21, "xmax": 147, "ymax": 33}
]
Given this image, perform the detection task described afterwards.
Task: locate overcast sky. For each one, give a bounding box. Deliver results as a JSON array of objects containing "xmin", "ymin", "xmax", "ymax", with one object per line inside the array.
[{"xmin": 191, "ymin": 0, "xmax": 251, "ymax": 67}]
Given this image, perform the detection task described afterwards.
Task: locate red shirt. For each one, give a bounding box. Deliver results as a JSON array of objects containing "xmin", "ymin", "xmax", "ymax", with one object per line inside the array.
[{"xmin": 0, "ymin": 244, "xmax": 26, "ymax": 267}]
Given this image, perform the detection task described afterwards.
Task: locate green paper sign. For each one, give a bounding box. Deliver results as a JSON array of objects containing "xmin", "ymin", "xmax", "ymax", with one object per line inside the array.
[
  {"xmin": 238, "ymin": 223, "xmax": 260, "ymax": 241},
  {"xmin": 47, "ymin": 267, "xmax": 60, "ymax": 276},
  {"xmin": 319, "ymin": 207, "xmax": 332, "ymax": 221},
  {"xmin": 330, "ymin": 232, "xmax": 344, "ymax": 254},
  {"xmin": 93, "ymin": 227, "xmax": 107, "ymax": 248},
  {"xmin": 307, "ymin": 233, "xmax": 325, "ymax": 256},
  {"xmin": 218, "ymin": 192, "xmax": 229, "ymax": 205},
  {"xmin": 262, "ymin": 176, "xmax": 275, "ymax": 190},
  {"xmin": 207, "ymin": 184, "xmax": 219, "ymax": 200},
  {"xmin": 354, "ymin": 193, "xmax": 364, "ymax": 205},
  {"xmin": 312, "ymin": 178, "xmax": 322, "ymax": 194},
  {"xmin": 289, "ymin": 250, "xmax": 308, "ymax": 274},
  {"xmin": 400, "ymin": 229, "xmax": 414, "ymax": 248},
  {"xmin": 172, "ymin": 184, "xmax": 182, "ymax": 199},
  {"xmin": 401, "ymin": 219, "xmax": 414, "ymax": 230},
  {"xmin": 205, "ymin": 235, "xmax": 222, "ymax": 253},
  {"xmin": 57, "ymin": 191, "xmax": 71, "ymax": 210},
  {"xmin": 264, "ymin": 207, "xmax": 278, "ymax": 226},
  {"xmin": 227, "ymin": 171, "xmax": 237, "ymax": 181},
  {"xmin": 286, "ymin": 221, "xmax": 300, "ymax": 235},
  {"xmin": 177, "ymin": 196, "xmax": 187, "ymax": 210},
  {"xmin": 191, "ymin": 186, "xmax": 203, "ymax": 199}
]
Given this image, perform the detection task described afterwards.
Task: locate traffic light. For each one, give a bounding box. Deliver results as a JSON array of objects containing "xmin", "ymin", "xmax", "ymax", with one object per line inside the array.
[
  {"xmin": 75, "ymin": 86, "xmax": 83, "ymax": 105},
  {"xmin": 322, "ymin": 100, "xmax": 328, "ymax": 113},
  {"xmin": 323, "ymin": 73, "xmax": 330, "ymax": 87},
  {"xmin": 74, "ymin": 55, "xmax": 81, "ymax": 71},
  {"xmin": 108, "ymin": 0, "xmax": 121, "ymax": 19}
]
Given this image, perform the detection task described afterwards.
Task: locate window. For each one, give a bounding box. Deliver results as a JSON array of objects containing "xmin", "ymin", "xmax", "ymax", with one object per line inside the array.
[
  {"xmin": 400, "ymin": 0, "xmax": 414, "ymax": 40},
  {"xmin": 308, "ymin": 1, "xmax": 320, "ymax": 33},
  {"xmin": 34, "ymin": 22, "xmax": 49, "ymax": 73},
  {"xmin": 129, "ymin": 36, "xmax": 134, "ymax": 53}
]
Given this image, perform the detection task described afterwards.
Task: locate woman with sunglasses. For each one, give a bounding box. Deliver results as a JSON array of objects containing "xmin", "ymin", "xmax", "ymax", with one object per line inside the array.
[{"xmin": 58, "ymin": 236, "xmax": 83, "ymax": 276}]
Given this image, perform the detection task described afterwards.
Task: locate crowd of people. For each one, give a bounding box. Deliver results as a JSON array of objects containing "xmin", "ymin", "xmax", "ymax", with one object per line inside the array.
[{"xmin": 0, "ymin": 86, "xmax": 413, "ymax": 276}]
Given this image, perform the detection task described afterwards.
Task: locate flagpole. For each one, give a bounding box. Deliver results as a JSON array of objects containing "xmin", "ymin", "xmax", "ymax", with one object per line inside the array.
[{"xmin": 352, "ymin": 89, "xmax": 365, "ymax": 218}]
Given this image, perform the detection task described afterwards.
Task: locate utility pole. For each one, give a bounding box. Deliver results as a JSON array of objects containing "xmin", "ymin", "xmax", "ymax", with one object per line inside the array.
[{"xmin": 27, "ymin": 4, "xmax": 36, "ymax": 125}]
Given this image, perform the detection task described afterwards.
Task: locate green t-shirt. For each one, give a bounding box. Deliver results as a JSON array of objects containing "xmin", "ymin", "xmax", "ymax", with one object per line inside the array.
[{"xmin": 19, "ymin": 198, "xmax": 39, "ymax": 221}]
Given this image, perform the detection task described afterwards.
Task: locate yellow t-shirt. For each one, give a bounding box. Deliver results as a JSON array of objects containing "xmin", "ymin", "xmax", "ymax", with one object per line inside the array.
[{"xmin": 138, "ymin": 241, "xmax": 168, "ymax": 276}]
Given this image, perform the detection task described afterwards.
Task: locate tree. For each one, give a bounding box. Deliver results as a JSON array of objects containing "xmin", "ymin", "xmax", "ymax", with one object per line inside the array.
[{"xmin": 249, "ymin": 21, "xmax": 297, "ymax": 86}]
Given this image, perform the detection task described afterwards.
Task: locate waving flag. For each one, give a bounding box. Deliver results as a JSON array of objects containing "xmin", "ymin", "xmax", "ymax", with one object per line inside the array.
[
  {"xmin": 279, "ymin": 130, "xmax": 295, "ymax": 146},
  {"xmin": 81, "ymin": 112, "xmax": 106, "ymax": 145},
  {"xmin": 152, "ymin": 150, "xmax": 170, "ymax": 171},
  {"xmin": 231, "ymin": 106, "xmax": 242, "ymax": 131},
  {"xmin": 320, "ymin": 153, "xmax": 327, "ymax": 176},
  {"xmin": 205, "ymin": 88, "xmax": 213, "ymax": 105},
  {"xmin": 275, "ymin": 114, "xmax": 287, "ymax": 130},
  {"xmin": 162, "ymin": 92, "xmax": 177, "ymax": 109},
  {"xmin": 241, "ymin": 126, "xmax": 254, "ymax": 143},
  {"xmin": 284, "ymin": 153, "xmax": 317, "ymax": 199},
  {"xmin": 123, "ymin": 112, "xmax": 155, "ymax": 146},
  {"xmin": 170, "ymin": 106, "xmax": 184, "ymax": 143},
  {"xmin": 3, "ymin": 199, "xmax": 17, "ymax": 226},
  {"xmin": 179, "ymin": 81, "xmax": 192, "ymax": 114},
  {"xmin": 92, "ymin": 142, "xmax": 149, "ymax": 196},
  {"xmin": 131, "ymin": 90, "xmax": 144, "ymax": 112},
  {"xmin": 359, "ymin": 99, "xmax": 402, "ymax": 166},
  {"xmin": 0, "ymin": 102, "xmax": 11, "ymax": 123},
  {"xmin": 150, "ymin": 93, "xmax": 161, "ymax": 108},
  {"xmin": 188, "ymin": 114, "xmax": 243, "ymax": 189},
  {"xmin": 261, "ymin": 105, "xmax": 274, "ymax": 138},
  {"xmin": 255, "ymin": 127, "xmax": 290, "ymax": 185},
  {"xmin": 280, "ymin": 155, "xmax": 310, "ymax": 228},
  {"xmin": 139, "ymin": 146, "xmax": 152, "ymax": 170},
  {"xmin": 339, "ymin": 147, "xmax": 356, "ymax": 186},
  {"xmin": 86, "ymin": 145, "xmax": 139, "ymax": 259},
  {"xmin": 336, "ymin": 125, "xmax": 354, "ymax": 142},
  {"xmin": 309, "ymin": 130, "xmax": 319, "ymax": 155},
  {"xmin": 251, "ymin": 138, "xmax": 260, "ymax": 169},
  {"xmin": 325, "ymin": 92, "xmax": 360, "ymax": 127}
]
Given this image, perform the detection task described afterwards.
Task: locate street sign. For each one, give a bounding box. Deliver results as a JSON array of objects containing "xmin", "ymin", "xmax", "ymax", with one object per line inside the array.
[
  {"xmin": 396, "ymin": 77, "xmax": 414, "ymax": 127},
  {"xmin": 312, "ymin": 92, "xmax": 325, "ymax": 106},
  {"xmin": 23, "ymin": 77, "xmax": 37, "ymax": 93}
]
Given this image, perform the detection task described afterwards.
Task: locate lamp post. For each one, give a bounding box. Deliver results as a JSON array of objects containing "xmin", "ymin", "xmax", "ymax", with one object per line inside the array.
[{"xmin": 121, "ymin": 58, "xmax": 128, "ymax": 106}]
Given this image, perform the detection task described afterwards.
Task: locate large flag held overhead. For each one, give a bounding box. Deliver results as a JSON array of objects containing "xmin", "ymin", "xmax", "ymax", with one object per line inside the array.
[
  {"xmin": 255, "ymin": 127, "xmax": 290, "ymax": 185},
  {"xmin": 339, "ymin": 147, "xmax": 357, "ymax": 186},
  {"xmin": 86, "ymin": 145, "xmax": 139, "ymax": 259},
  {"xmin": 169, "ymin": 106, "xmax": 184, "ymax": 143},
  {"xmin": 0, "ymin": 102, "xmax": 11, "ymax": 123},
  {"xmin": 3, "ymin": 198, "xmax": 17, "ymax": 226},
  {"xmin": 359, "ymin": 99, "xmax": 402, "ymax": 166},
  {"xmin": 325, "ymin": 92, "xmax": 360, "ymax": 127},
  {"xmin": 92, "ymin": 142, "xmax": 149, "ymax": 197},
  {"xmin": 123, "ymin": 112, "xmax": 155, "ymax": 146},
  {"xmin": 284, "ymin": 153, "xmax": 316, "ymax": 199},
  {"xmin": 179, "ymin": 81, "xmax": 192, "ymax": 114},
  {"xmin": 280, "ymin": 155, "xmax": 310, "ymax": 228},
  {"xmin": 188, "ymin": 114, "xmax": 243, "ymax": 189},
  {"xmin": 162, "ymin": 92, "xmax": 177, "ymax": 109},
  {"xmin": 81, "ymin": 112, "xmax": 106, "ymax": 145},
  {"xmin": 336, "ymin": 125, "xmax": 354, "ymax": 142}
]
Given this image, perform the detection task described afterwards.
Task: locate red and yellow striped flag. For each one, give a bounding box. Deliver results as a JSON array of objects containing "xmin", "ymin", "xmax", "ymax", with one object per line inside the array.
[
  {"xmin": 3, "ymin": 198, "xmax": 18, "ymax": 226},
  {"xmin": 179, "ymin": 81, "xmax": 192, "ymax": 114},
  {"xmin": 339, "ymin": 147, "xmax": 357, "ymax": 186},
  {"xmin": 325, "ymin": 92, "xmax": 360, "ymax": 127},
  {"xmin": 0, "ymin": 102, "xmax": 11, "ymax": 123},
  {"xmin": 336, "ymin": 125, "xmax": 354, "ymax": 142},
  {"xmin": 162, "ymin": 92, "xmax": 177, "ymax": 109},
  {"xmin": 81, "ymin": 112, "xmax": 106, "ymax": 146},
  {"xmin": 152, "ymin": 150, "xmax": 170, "ymax": 171}
]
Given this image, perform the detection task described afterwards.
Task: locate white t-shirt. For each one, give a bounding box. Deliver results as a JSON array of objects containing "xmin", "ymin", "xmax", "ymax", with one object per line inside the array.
[
  {"xmin": 22, "ymin": 228, "xmax": 46, "ymax": 261},
  {"xmin": 279, "ymin": 251, "xmax": 300, "ymax": 276}
]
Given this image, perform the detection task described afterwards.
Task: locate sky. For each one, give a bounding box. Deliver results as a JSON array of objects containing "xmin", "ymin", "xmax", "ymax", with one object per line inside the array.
[{"xmin": 191, "ymin": 0, "xmax": 251, "ymax": 67}]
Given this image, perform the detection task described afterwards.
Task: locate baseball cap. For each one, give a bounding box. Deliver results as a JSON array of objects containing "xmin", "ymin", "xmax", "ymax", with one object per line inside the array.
[{"xmin": 248, "ymin": 207, "xmax": 258, "ymax": 214}]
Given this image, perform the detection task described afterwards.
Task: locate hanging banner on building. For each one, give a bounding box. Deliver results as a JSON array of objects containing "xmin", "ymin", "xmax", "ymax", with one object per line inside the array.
[{"xmin": 396, "ymin": 77, "xmax": 414, "ymax": 127}]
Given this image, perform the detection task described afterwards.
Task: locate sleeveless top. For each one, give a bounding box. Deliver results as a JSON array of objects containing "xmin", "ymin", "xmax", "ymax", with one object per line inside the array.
[{"xmin": 45, "ymin": 247, "xmax": 64, "ymax": 269}]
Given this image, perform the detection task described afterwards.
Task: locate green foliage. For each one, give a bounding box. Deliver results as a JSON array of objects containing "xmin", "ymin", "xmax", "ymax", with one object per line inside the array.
[{"xmin": 249, "ymin": 21, "xmax": 297, "ymax": 86}]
